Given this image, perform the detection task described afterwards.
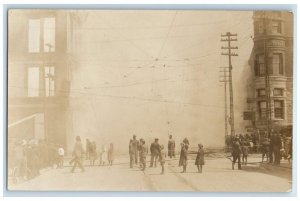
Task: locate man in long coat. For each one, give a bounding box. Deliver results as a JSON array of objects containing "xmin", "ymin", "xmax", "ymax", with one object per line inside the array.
[
  {"xmin": 150, "ymin": 138, "xmax": 160, "ymax": 167},
  {"xmin": 231, "ymin": 138, "xmax": 242, "ymax": 170},
  {"xmin": 168, "ymin": 135, "xmax": 176, "ymax": 158}
]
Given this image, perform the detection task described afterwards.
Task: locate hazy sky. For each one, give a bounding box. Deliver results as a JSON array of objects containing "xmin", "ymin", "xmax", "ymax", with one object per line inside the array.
[{"xmin": 67, "ymin": 10, "xmax": 254, "ymax": 151}]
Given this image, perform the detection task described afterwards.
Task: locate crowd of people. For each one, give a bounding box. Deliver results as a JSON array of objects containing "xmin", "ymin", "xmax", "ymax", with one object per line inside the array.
[
  {"xmin": 128, "ymin": 135, "xmax": 205, "ymax": 174},
  {"xmin": 9, "ymin": 129, "xmax": 292, "ymax": 183},
  {"xmin": 8, "ymin": 138, "xmax": 65, "ymax": 183},
  {"xmin": 226, "ymin": 129, "xmax": 293, "ymax": 169}
]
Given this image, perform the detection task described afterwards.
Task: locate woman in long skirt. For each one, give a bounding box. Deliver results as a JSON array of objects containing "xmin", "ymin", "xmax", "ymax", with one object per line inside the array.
[{"xmin": 195, "ymin": 144, "xmax": 205, "ymax": 173}]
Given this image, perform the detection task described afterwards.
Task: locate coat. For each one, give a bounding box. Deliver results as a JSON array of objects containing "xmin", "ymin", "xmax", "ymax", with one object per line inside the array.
[
  {"xmin": 168, "ymin": 139, "xmax": 175, "ymax": 156},
  {"xmin": 150, "ymin": 142, "xmax": 160, "ymax": 156},
  {"xmin": 231, "ymin": 141, "xmax": 241, "ymax": 156},
  {"xmin": 107, "ymin": 147, "xmax": 114, "ymax": 161},
  {"xmin": 178, "ymin": 146, "xmax": 188, "ymax": 166},
  {"xmin": 73, "ymin": 141, "xmax": 84, "ymax": 158},
  {"xmin": 195, "ymin": 148, "xmax": 205, "ymax": 165}
]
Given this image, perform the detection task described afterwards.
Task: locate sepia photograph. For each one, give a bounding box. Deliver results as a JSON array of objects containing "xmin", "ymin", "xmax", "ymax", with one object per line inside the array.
[{"xmin": 6, "ymin": 9, "xmax": 294, "ymax": 192}]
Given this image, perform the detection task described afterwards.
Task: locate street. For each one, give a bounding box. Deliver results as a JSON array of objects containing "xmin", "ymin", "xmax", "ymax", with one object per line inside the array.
[{"xmin": 8, "ymin": 155, "xmax": 292, "ymax": 192}]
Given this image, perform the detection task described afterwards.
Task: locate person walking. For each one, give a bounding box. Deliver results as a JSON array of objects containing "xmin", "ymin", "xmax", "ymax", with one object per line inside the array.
[
  {"xmin": 159, "ymin": 145, "xmax": 166, "ymax": 174},
  {"xmin": 195, "ymin": 144, "xmax": 205, "ymax": 173},
  {"xmin": 70, "ymin": 136, "xmax": 85, "ymax": 173},
  {"xmin": 107, "ymin": 143, "xmax": 114, "ymax": 166},
  {"xmin": 179, "ymin": 143, "xmax": 188, "ymax": 173},
  {"xmin": 150, "ymin": 138, "xmax": 160, "ymax": 167}
]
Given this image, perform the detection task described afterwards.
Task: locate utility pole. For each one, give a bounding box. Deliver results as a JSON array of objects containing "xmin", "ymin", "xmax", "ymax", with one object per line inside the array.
[
  {"xmin": 221, "ymin": 32, "xmax": 238, "ymax": 136},
  {"xmin": 219, "ymin": 67, "xmax": 229, "ymax": 151},
  {"xmin": 262, "ymin": 12, "xmax": 272, "ymax": 137}
]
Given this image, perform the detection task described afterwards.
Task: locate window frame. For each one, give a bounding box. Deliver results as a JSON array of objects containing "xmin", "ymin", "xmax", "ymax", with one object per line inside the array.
[
  {"xmin": 28, "ymin": 16, "xmax": 56, "ymax": 53},
  {"xmin": 274, "ymin": 100, "xmax": 284, "ymax": 119},
  {"xmin": 258, "ymin": 101, "xmax": 267, "ymax": 120},
  {"xmin": 273, "ymin": 88, "xmax": 284, "ymax": 97},
  {"xmin": 257, "ymin": 88, "xmax": 266, "ymax": 97}
]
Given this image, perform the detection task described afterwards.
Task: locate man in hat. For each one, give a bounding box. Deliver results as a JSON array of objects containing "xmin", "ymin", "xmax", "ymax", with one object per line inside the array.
[
  {"xmin": 168, "ymin": 135, "xmax": 176, "ymax": 159},
  {"xmin": 150, "ymin": 138, "xmax": 160, "ymax": 167},
  {"xmin": 231, "ymin": 137, "xmax": 242, "ymax": 170}
]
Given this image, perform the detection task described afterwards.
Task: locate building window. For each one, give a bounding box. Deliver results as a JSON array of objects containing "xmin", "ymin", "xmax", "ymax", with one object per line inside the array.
[
  {"xmin": 271, "ymin": 53, "xmax": 283, "ymax": 75},
  {"xmin": 271, "ymin": 20, "xmax": 282, "ymax": 34},
  {"xmin": 258, "ymin": 101, "xmax": 267, "ymax": 119},
  {"xmin": 273, "ymin": 88, "xmax": 284, "ymax": 96},
  {"xmin": 28, "ymin": 17, "xmax": 55, "ymax": 53},
  {"xmin": 255, "ymin": 54, "xmax": 265, "ymax": 76},
  {"xmin": 257, "ymin": 21, "xmax": 264, "ymax": 34},
  {"xmin": 27, "ymin": 67, "xmax": 40, "ymax": 97},
  {"xmin": 274, "ymin": 100, "xmax": 284, "ymax": 119},
  {"xmin": 43, "ymin": 18, "xmax": 56, "ymax": 52},
  {"xmin": 257, "ymin": 89, "xmax": 266, "ymax": 97},
  {"xmin": 28, "ymin": 19, "xmax": 41, "ymax": 53},
  {"xmin": 44, "ymin": 66, "xmax": 55, "ymax": 96}
]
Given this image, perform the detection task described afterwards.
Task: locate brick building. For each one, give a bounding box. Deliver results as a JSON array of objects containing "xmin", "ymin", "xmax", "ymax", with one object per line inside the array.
[
  {"xmin": 8, "ymin": 10, "xmax": 80, "ymax": 146},
  {"xmin": 245, "ymin": 11, "xmax": 293, "ymax": 134}
]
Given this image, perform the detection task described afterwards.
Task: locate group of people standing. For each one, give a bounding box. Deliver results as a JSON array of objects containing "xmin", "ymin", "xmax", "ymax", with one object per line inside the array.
[
  {"xmin": 128, "ymin": 135, "xmax": 205, "ymax": 174},
  {"xmin": 70, "ymin": 136, "xmax": 115, "ymax": 173},
  {"xmin": 9, "ymin": 138, "xmax": 65, "ymax": 183},
  {"xmin": 260, "ymin": 130, "xmax": 292, "ymax": 165}
]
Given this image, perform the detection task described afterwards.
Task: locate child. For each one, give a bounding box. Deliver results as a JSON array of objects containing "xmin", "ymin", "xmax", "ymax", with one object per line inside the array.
[
  {"xmin": 99, "ymin": 145, "xmax": 106, "ymax": 166},
  {"xmin": 195, "ymin": 144, "xmax": 204, "ymax": 173},
  {"xmin": 140, "ymin": 139, "xmax": 148, "ymax": 172},
  {"xmin": 159, "ymin": 145, "xmax": 166, "ymax": 174}
]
